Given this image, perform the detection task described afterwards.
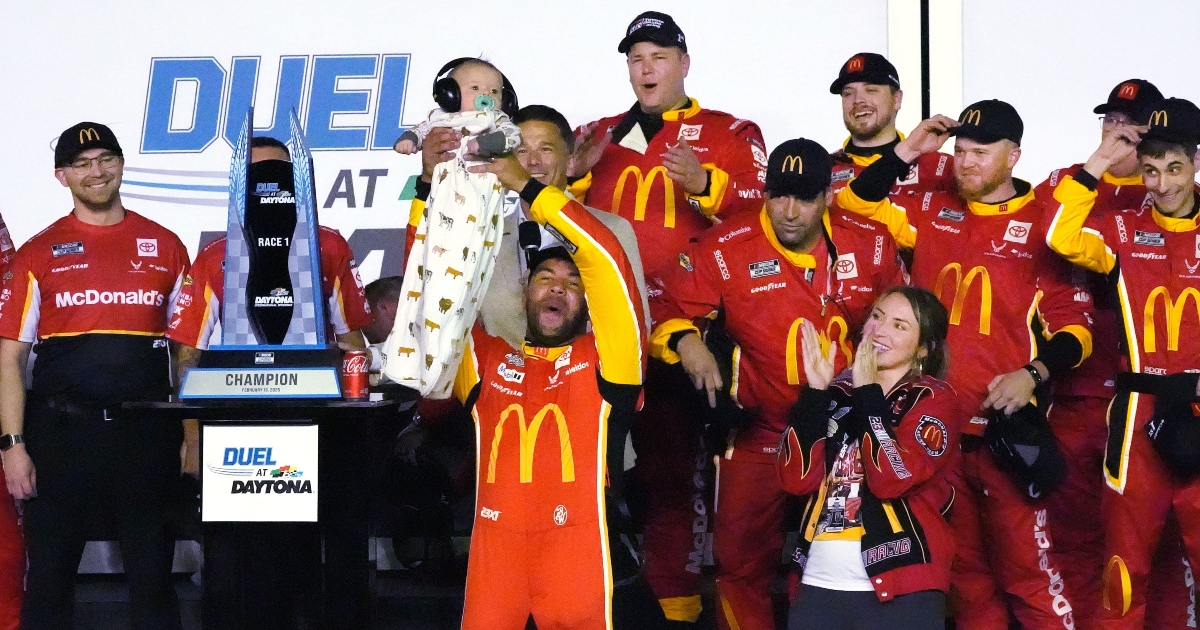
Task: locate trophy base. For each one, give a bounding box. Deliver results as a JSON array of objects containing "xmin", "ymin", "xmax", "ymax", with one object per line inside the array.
[{"xmin": 180, "ymin": 347, "xmax": 344, "ymax": 400}]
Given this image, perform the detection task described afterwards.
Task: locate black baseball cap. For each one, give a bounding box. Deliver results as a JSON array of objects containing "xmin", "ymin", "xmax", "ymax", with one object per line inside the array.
[
  {"xmin": 618, "ymin": 11, "xmax": 687, "ymax": 54},
  {"xmin": 952, "ymin": 100, "xmax": 1023, "ymax": 146},
  {"xmin": 830, "ymin": 53, "xmax": 899, "ymax": 94},
  {"xmin": 1094, "ymin": 79, "xmax": 1163, "ymax": 115},
  {"xmin": 764, "ymin": 139, "xmax": 833, "ymax": 201},
  {"xmin": 55, "ymin": 122, "xmax": 123, "ymax": 168},
  {"xmin": 1137, "ymin": 97, "xmax": 1200, "ymax": 146}
]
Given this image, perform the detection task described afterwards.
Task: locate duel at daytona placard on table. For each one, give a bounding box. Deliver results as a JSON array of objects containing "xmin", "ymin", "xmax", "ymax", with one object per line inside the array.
[{"xmin": 201, "ymin": 424, "xmax": 319, "ymax": 522}]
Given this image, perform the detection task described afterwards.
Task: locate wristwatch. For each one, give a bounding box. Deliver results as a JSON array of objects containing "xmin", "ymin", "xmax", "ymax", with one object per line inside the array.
[{"xmin": 0, "ymin": 434, "xmax": 23, "ymax": 451}]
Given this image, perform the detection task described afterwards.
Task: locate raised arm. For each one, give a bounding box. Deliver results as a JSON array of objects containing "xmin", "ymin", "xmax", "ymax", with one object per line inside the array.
[
  {"xmin": 524, "ymin": 181, "xmax": 645, "ymax": 386},
  {"xmin": 1044, "ymin": 128, "xmax": 1142, "ymax": 274}
]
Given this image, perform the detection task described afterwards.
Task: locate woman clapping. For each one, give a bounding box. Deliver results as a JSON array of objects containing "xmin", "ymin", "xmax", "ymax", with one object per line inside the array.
[{"xmin": 778, "ymin": 286, "xmax": 963, "ymax": 630}]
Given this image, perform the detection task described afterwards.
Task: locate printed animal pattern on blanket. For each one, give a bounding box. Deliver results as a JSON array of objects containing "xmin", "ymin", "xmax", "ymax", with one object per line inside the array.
[{"xmin": 383, "ymin": 140, "xmax": 508, "ymax": 397}]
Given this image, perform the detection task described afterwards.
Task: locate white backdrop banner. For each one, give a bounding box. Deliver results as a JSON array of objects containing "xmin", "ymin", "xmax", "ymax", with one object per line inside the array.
[{"xmin": 0, "ymin": 1, "xmax": 889, "ymax": 285}]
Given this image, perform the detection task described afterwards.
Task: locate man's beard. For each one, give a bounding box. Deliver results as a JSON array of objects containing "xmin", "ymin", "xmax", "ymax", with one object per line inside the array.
[
  {"xmin": 847, "ymin": 111, "xmax": 895, "ymax": 143},
  {"xmin": 956, "ymin": 172, "xmax": 1005, "ymax": 202},
  {"xmin": 526, "ymin": 304, "xmax": 587, "ymax": 347}
]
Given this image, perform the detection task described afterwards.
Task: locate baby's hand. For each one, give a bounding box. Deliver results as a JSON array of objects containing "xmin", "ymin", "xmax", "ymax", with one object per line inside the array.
[
  {"xmin": 466, "ymin": 137, "xmax": 480, "ymax": 156},
  {"xmin": 394, "ymin": 138, "xmax": 417, "ymax": 154}
]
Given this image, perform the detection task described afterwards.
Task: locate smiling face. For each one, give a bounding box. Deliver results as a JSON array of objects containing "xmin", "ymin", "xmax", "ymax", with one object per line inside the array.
[
  {"xmin": 1141, "ymin": 146, "xmax": 1200, "ymax": 218},
  {"xmin": 626, "ymin": 41, "xmax": 689, "ymax": 115},
  {"xmin": 515, "ymin": 120, "xmax": 570, "ymax": 190},
  {"xmin": 55, "ymin": 147, "xmax": 123, "ymax": 208},
  {"xmin": 953, "ymin": 137, "xmax": 1019, "ymax": 202},
  {"xmin": 841, "ymin": 82, "xmax": 902, "ymax": 143},
  {"xmin": 860, "ymin": 292, "xmax": 925, "ymax": 375},
  {"xmin": 765, "ymin": 190, "xmax": 831, "ymax": 253},
  {"xmin": 453, "ymin": 62, "xmax": 504, "ymax": 112},
  {"xmin": 524, "ymin": 257, "xmax": 587, "ymax": 347}
]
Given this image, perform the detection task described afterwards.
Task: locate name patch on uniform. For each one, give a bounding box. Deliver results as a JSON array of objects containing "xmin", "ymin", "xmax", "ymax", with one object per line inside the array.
[
  {"xmin": 51, "ymin": 241, "xmax": 84, "ymax": 257},
  {"xmin": 937, "ymin": 207, "xmax": 965, "ymax": 223},
  {"xmin": 748, "ymin": 259, "xmax": 781, "ymax": 279},
  {"xmin": 1133, "ymin": 230, "xmax": 1165, "ymax": 247},
  {"xmin": 831, "ymin": 168, "xmax": 855, "ymax": 183}
]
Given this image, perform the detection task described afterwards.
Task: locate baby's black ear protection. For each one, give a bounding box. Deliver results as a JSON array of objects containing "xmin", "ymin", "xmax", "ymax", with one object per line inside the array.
[{"xmin": 432, "ymin": 57, "xmax": 519, "ymax": 116}]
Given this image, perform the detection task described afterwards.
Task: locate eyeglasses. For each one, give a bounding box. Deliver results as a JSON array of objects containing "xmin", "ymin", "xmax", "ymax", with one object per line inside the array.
[
  {"xmin": 66, "ymin": 153, "xmax": 121, "ymax": 173},
  {"xmin": 1099, "ymin": 115, "xmax": 1134, "ymax": 128}
]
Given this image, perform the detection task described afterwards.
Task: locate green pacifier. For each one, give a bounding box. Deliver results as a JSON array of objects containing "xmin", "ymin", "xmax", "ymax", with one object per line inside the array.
[{"xmin": 474, "ymin": 94, "xmax": 496, "ymax": 111}]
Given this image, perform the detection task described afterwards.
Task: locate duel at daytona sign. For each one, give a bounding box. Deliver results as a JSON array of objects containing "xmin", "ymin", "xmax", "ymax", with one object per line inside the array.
[{"xmin": 202, "ymin": 424, "xmax": 319, "ymax": 522}]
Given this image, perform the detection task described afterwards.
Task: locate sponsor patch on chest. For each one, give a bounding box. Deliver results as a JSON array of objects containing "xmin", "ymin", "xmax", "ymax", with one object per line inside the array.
[
  {"xmin": 835, "ymin": 253, "xmax": 858, "ymax": 279},
  {"xmin": 1133, "ymin": 230, "xmax": 1165, "ymax": 247},
  {"xmin": 748, "ymin": 259, "xmax": 781, "ymax": 279},
  {"xmin": 937, "ymin": 207, "xmax": 965, "ymax": 222},
  {"xmin": 1003, "ymin": 220, "xmax": 1033, "ymax": 244},
  {"xmin": 831, "ymin": 168, "xmax": 855, "ymax": 183},
  {"xmin": 51, "ymin": 241, "xmax": 84, "ymax": 257}
]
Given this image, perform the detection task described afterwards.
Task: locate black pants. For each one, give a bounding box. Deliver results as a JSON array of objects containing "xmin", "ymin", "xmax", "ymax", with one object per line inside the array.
[
  {"xmin": 21, "ymin": 401, "xmax": 183, "ymax": 630},
  {"xmin": 788, "ymin": 585, "xmax": 945, "ymax": 630},
  {"xmin": 203, "ymin": 417, "xmax": 374, "ymax": 630}
]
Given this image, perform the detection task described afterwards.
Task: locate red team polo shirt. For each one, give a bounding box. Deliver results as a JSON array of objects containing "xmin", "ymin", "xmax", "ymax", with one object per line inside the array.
[
  {"xmin": 167, "ymin": 226, "xmax": 371, "ymax": 349},
  {"xmin": 0, "ymin": 210, "xmax": 188, "ymax": 404}
]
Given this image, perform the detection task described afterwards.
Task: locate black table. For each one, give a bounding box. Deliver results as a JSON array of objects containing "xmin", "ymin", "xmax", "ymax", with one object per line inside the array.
[{"xmin": 126, "ymin": 398, "xmax": 404, "ymax": 630}]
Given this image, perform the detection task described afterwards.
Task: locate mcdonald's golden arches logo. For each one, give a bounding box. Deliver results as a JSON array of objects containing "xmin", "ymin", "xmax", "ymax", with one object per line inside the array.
[
  {"xmin": 78, "ymin": 128, "xmax": 100, "ymax": 143},
  {"xmin": 1142, "ymin": 286, "xmax": 1200, "ymax": 353},
  {"xmin": 785, "ymin": 316, "xmax": 852, "ymax": 385},
  {"xmin": 613, "ymin": 165, "xmax": 677, "ymax": 228},
  {"xmin": 935, "ymin": 263, "xmax": 992, "ymax": 334},
  {"xmin": 960, "ymin": 109, "xmax": 982, "ymax": 126},
  {"xmin": 846, "ymin": 56, "xmax": 864, "ymax": 73},
  {"xmin": 486, "ymin": 403, "xmax": 576, "ymax": 484},
  {"xmin": 1117, "ymin": 83, "xmax": 1139, "ymax": 100},
  {"xmin": 781, "ymin": 155, "xmax": 804, "ymax": 174},
  {"xmin": 1149, "ymin": 110, "xmax": 1169, "ymax": 127}
]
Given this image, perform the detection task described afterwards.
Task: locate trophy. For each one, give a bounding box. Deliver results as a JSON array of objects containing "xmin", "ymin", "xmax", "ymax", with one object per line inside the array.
[{"xmin": 179, "ymin": 110, "xmax": 342, "ymax": 399}]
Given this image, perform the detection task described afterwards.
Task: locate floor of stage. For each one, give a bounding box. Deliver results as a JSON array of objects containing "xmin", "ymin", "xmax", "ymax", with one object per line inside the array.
[{"xmin": 73, "ymin": 571, "xmax": 466, "ymax": 630}]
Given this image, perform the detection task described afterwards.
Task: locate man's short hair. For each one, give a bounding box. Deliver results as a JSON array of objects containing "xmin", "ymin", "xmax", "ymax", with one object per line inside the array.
[
  {"xmin": 1138, "ymin": 138, "xmax": 1199, "ymax": 162},
  {"xmin": 364, "ymin": 275, "xmax": 404, "ymax": 306},
  {"xmin": 512, "ymin": 105, "xmax": 575, "ymax": 152},
  {"xmin": 250, "ymin": 136, "xmax": 290, "ymax": 155}
]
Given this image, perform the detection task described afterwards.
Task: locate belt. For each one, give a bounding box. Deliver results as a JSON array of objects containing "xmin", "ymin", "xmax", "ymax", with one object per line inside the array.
[
  {"xmin": 38, "ymin": 396, "xmax": 117, "ymax": 421},
  {"xmin": 1115, "ymin": 372, "xmax": 1168, "ymax": 396}
]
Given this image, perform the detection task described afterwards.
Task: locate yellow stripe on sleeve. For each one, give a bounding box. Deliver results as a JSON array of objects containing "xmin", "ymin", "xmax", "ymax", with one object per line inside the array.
[
  {"xmin": 1047, "ymin": 176, "xmax": 1115, "ymax": 274},
  {"xmin": 529, "ymin": 186, "xmax": 644, "ymax": 386},
  {"xmin": 834, "ymin": 186, "xmax": 916, "ymax": 249},
  {"xmin": 649, "ymin": 318, "xmax": 700, "ymax": 364}
]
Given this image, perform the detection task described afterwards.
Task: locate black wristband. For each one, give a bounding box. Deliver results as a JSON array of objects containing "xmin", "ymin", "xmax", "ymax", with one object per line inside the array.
[
  {"xmin": 1036, "ymin": 331, "xmax": 1085, "ymax": 378},
  {"xmin": 667, "ymin": 330, "xmax": 696, "ymax": 353},
  {"xmin": 847, "ymin": 145, "xmax": 911, "ymax": 203},
  {"xmin": 1072, "ymin": 169, "xmax": 1100, "ymax": 191},
  {"xmin": 414, "ymin": 178, "xmax": 431, "ymax": 201},
  {"xmin": 519, "ymin": 179, "xmax": 547, "ymax": 206}
]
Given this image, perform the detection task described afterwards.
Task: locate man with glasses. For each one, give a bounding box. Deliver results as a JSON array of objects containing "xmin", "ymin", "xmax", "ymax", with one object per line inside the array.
[
  {"xmin": 1036, "ymin": 80, "xmax": 1195, "ymax": 629},
  {"xmin": 0, "ymin": 122, "xmax": 190, "ymax": 630},
  {"xmin": 1032, "ymin": 80, "xmax": 1162, "ymax": 628}
]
